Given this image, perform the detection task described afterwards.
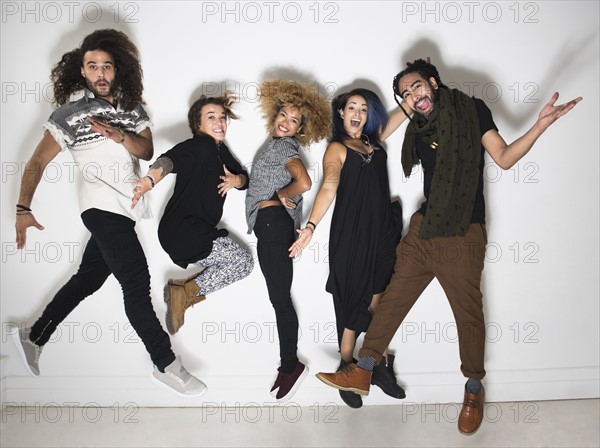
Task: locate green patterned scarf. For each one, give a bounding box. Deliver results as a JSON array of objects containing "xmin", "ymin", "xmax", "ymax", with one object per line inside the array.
[{"xmin": 402, "ymin": 87, "xmax": 481, "ymax": 239}]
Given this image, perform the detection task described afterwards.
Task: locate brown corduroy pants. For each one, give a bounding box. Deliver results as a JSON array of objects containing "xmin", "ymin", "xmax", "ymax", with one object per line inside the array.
[{"xmin": 359, "ymin": 212, "xmax": 488, "ymax": 380}]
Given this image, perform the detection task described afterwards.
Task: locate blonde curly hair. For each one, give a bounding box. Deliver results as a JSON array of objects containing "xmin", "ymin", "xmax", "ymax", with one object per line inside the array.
[{"xmin": 259, "ymin": 79, "xmax": 331, "ymax": 147}]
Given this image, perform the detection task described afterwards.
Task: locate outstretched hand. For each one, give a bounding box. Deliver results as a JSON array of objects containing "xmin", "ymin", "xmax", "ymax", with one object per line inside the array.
[
  {"xmin": 288, "ymin": 227, "xmax": 313, "ymax": 258},
  {"xmin": 16, "ymin": 213, "xmax": 44, "ymax": 249},
  {"xmin": 131, "ymin": 177, "xmax": 152, "ymax": 209},
  {"xmin": 537, "ymin": 92, "xmax": 582, "ymax": 131}
]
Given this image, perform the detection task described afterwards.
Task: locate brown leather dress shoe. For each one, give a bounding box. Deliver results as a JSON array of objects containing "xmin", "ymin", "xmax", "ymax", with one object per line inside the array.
[
  {"xmin": 458, "ymin": 385, "xmax": 485, "ymax": 435},
  {"xmin": 315, "ymin": 363, "xmax": 371, "ymax": 396}
]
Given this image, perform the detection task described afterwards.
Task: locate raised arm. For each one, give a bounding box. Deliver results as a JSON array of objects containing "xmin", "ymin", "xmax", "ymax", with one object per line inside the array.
[
  {"xmin": 484, "ymin": 92, "xmax": 582, "ymax": 170},
  {"xmin": 15, "ymin": 132, "xmax": 62, "ymax": 249},
  {"xmin": 380, "ymin": 105, "xmax": 410, "ymax": 142},
  {"xmin": 88, "ymin": 117, "xmax": 154, "ymax": 161},
  {"xmin": 289, "ymin": 142, "xmax": 346, "ymax": 257}
]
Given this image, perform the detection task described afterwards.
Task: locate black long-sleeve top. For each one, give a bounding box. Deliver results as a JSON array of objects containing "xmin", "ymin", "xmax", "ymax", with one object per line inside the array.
[{"xmin": 158, "ymin": 134, "xmax": 248, "ymax": 268}]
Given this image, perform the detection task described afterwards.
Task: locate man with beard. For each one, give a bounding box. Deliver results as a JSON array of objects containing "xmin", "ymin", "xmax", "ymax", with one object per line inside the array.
[
  {"xmin": 11, "ymin": 29, "xmax": 206, "ymax": 397},
  {"xmin": 316, "ymin": 59, "xmax": 581, "ymax": 434}
]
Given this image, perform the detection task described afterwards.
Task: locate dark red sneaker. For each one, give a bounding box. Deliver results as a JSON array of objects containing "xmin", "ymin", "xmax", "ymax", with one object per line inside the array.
[{"xmin": 271, "ymin": 362, "xmax": 309, "ymax": 402}]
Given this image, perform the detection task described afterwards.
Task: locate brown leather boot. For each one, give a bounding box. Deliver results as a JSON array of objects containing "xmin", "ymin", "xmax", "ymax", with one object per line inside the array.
[
  {"xmin": 316, "ymin": 363, "xmax": 371, "ymax": 396},
  {"xmin": 163, "ymin": 274, "xmax": 206, "ymax": 335},
  {"xmin": 458, "ymin": 385, "xmax": 485, "ymax": 435},
  {"xmin": 337, "ymin": 359, "xmax": 363, "ymax": 408}
]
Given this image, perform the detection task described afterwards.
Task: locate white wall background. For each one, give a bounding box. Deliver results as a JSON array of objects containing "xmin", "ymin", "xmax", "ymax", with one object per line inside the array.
[{"xmin": 1, "ymin": 1, "xmax": 598, "ymax": 408}]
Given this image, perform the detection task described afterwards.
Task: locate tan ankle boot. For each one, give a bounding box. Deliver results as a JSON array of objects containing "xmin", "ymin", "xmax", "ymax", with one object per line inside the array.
[{"xmin": 163, "ymin": 275, "xmax": 206, "ymax": 335}]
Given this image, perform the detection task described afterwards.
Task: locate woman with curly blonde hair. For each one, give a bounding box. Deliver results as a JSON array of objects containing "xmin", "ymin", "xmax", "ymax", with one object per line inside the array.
[{"xmin": 246, "ymin": 79, "xmax": 331, "ymax": 402}]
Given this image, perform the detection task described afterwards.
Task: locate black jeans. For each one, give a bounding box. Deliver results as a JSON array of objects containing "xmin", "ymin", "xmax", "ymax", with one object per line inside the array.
[
  {"xmin": 254, "ymin": 206, "xmax": 299, "ymax": 372},
  {"xmin": 29, "ymin": 208, "xmax": 175, "ymax": 370}
]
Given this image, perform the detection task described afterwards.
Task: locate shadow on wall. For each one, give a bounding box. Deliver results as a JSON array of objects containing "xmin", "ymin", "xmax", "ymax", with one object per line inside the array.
[{"xmin": 394, "ymin": 36, "xmax": 595, "ymax": 131}]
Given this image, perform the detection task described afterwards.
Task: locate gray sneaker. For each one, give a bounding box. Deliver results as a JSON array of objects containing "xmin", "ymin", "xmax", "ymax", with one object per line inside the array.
[
  {"xmin": 152, "ymin": 356, "xmax": 207, "ymax": 397},
  {"xmin": 11, "ymin": 326, "xmax": 42, "ymax": 376}
]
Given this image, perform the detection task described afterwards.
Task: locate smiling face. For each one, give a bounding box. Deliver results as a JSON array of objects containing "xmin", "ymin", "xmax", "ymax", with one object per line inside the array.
[
  {"xmin": 81, "ymin": 50, "xmax": 116, "ymax": 101},
  {"xmin": 340, "ymin": 95, "xmax": 368, "ymax": 137},
  {"xmin": 273, "ymin": 105, "xmax": 303, "ymax": 138},
  {"xmin": 398, "ymin": 72, "xmax": 438, "ymax": 118},
  {"xmin": 197, "ymin": 104, "xmax": 228, "ymax": 142}
]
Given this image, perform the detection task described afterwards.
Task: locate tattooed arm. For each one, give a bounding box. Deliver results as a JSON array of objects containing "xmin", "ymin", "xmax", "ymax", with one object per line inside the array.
[{"xmin": 131, "ymin": 156, "xmax": 174, "ymax": 209}]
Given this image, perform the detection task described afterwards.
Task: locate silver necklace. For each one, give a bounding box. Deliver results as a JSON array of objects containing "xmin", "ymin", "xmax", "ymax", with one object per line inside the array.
[{"xmin": 350, "ymin": 134, "xmax": 374, "ymax": 166}]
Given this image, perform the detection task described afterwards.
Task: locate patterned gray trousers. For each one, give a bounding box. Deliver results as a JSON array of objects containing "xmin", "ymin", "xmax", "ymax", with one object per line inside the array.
[{"xmin": 192, "ymin": 237, "xmax": 253, "ymax": 296}]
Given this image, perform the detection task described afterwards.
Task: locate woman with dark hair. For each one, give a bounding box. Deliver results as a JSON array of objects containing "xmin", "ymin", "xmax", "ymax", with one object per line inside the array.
[
  {"xmin": 289, "ymin": 88, "xmax": 407, "ymax": 408},
  {"xmin": 132, "ymin": 93, "xmax": 253, "ymax": 336},
  {"xmin": 246, "ymin": 79, "xmax": 331, "ymax": 402}
]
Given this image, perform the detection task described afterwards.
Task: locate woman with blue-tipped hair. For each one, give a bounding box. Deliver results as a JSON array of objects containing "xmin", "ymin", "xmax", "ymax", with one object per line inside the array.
[{"xmin": 289, "ymin": 88, "xmax": 407, "ymax": 408}]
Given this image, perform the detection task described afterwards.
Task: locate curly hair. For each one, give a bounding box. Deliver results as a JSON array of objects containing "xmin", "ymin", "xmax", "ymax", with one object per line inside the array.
[
  {"xmin": 392, "ymin": 58, "xmax": 447, "ymax": 109},
  {"xmin": 188, "ymin": 92, "xmax": 239, "ymax": 136},
  {"xmin": 258, "ymin": 79, "xmax": 331, "ymax": 147},
  {"xmin": 51, "ymin": 29, "xmax": 144, "ymax": 110},
  {"xmin": 331, "ymin": 88, "xmax": 388, "ymax": 146}
]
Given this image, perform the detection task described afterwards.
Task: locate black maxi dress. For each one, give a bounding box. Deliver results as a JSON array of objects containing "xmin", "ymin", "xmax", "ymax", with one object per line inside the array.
[{"xmin": 325, "ymin": 144, "xmax": 403, "ymax": 347}]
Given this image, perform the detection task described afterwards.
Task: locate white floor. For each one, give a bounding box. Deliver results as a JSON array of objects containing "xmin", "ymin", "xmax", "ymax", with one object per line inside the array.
[{"xmin": 1, "ymin": 399, "xmax": 598, "ymax": 447}]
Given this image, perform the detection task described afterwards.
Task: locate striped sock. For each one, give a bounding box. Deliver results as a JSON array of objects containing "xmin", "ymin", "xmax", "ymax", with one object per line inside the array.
[{"xmin": 356, "ymin": 356, "xmax": 376, "ymax": 371}]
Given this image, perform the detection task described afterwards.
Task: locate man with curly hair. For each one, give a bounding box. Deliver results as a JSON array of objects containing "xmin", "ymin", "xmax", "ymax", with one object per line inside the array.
[
  {"xmin": 315, "ymin": 59, "xmax": 582, "ymax": 434},
  {"xmin": 12, "ymin": 29, "xmax": 206, "ymax": 397}
]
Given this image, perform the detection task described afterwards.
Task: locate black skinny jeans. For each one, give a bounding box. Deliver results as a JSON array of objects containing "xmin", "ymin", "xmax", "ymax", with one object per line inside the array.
[
  {"xmin": 254, "ymin": 206, "xmax": 299, "ymax": 373},
  {"xmin": 29, "ymin": 208, "xmax": 175, "ymax": 371}
]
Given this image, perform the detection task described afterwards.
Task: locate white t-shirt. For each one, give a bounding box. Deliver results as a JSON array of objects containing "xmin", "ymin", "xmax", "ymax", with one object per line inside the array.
[{"xmin": 43, "ymin": 90, "xmax": 152, "ymax": 221}]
